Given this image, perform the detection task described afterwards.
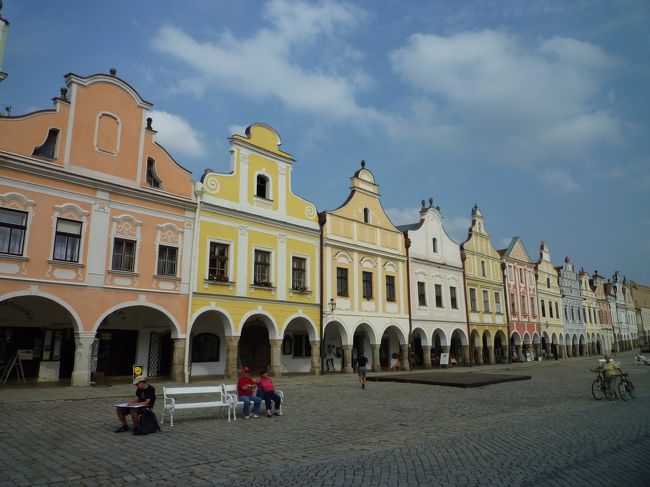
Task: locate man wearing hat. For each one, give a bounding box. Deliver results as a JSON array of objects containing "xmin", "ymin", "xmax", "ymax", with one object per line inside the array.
[
  {"xmin": 237, "ymin": 367, "xmax": 262, "ymax": 419},
  {"xmin": 114, "ymin": 375, "xmax": 156, "ymax": 433}
]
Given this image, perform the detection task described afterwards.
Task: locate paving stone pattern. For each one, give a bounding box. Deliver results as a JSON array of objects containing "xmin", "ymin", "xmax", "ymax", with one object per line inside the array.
[{"xmin": 0, "ymin": 352, "xmax": 649, "ymax": 486}]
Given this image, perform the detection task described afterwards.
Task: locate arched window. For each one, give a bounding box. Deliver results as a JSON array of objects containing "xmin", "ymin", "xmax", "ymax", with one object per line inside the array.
[
  {"xmin": 146, "ymin": 157, "xmax": 162, "ymax": 188},
  {"xmin": 191, "ymin": 333, "xmax": 220, "ymax": 362},
  {"xmin": 363, "ymin": 207, "xmax": 370, "ymax": 223},
  {"xmin": 32, "ymin": 128, "xmax": 60, "ymax": 159},
  {"xmin": 256, "ymin": 175, "xmax": 269, "ymax": 199}
]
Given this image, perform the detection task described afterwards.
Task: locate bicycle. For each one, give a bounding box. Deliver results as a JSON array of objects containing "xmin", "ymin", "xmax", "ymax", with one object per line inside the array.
[
  {"xmin": 592, "ymin": 372, "xmax": 616, "ymax": 401},
  {"xmin": 617, "ymin": 373, "xmax": 635, "ymax": 401}
]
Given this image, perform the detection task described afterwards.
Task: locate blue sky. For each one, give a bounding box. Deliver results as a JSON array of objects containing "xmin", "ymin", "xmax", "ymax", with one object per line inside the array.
[{"xmin": 2, "ymin": 0, "xmax": 649, "ymax": 283}]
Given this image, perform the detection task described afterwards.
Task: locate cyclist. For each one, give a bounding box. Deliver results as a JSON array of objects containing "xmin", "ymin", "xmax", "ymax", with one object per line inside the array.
[{"xmin": 591, "ymin": 355, "xmax": 622, "ymax": 395}]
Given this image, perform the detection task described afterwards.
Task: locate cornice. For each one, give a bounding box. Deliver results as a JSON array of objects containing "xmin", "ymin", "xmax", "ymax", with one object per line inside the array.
[{"xmin": 324, "ymin": 238, "xmax": 407, "ymax": 262}]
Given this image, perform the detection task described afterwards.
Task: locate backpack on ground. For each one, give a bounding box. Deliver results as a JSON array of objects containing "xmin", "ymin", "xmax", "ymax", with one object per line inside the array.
[{"xmin": 133, "ymin": 408, "xmax": 161, "ymax": 435}]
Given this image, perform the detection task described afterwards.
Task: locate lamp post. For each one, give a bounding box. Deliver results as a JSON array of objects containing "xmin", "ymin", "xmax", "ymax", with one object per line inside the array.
[
  {"xmin": 321, "ymin": 298, "xmax": 336, "ymax": 375},
  {"xmin": 328, "ymin": 298, "xmax": 336, "ymax": 314}
]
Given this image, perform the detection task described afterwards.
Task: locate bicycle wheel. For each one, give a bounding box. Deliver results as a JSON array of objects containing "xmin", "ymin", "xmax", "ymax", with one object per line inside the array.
[
  {"xmin": 605, "ymin": 380, "xmax": 617, "ymax": 401},
  {"xmin": 618, "ymin": 379, "xmax": 628, "ymax": 401},
  {"xmin": 592, "ymin": 378, "xmax": 604, "ymax": 400},
  {"xmin": 627, "ymin": 379, "xmax": 635, "ymax": 399}
]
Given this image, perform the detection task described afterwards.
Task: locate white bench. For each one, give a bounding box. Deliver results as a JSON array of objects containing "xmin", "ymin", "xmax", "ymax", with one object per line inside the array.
[
  {"xmin": 160, "ymin": 385, "xmax": 234, "ymax": 427},
  {"xmin": 222, "ymin": 384, "xmax": 284, "ymax": 420}
]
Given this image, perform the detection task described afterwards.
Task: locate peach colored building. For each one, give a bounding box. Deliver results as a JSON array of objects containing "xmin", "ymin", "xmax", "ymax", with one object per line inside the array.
[{"xmin": 0, "ymin": 70, "xmax": 196, "ymax": 385}]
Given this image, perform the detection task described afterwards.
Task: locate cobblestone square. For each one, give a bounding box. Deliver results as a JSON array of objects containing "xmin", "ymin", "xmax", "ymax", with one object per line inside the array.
[{"xmin": 1, "ymin": 353, "xmax": 649, "ymax": 486}]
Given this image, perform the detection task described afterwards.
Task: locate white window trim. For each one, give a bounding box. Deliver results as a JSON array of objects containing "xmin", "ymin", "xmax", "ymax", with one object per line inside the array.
[
  {"xmin": 290, "ymin": 252, "xmax": 310, "ymax": 291},
  {"xmin": 251, "ymin": 246, "xmax": 275, "ymax": 286},
  {"xmin": 206, "ymin": 238, "xmax": 235, "ymax": 281},
  {"xmin": 253, "ymin": 170, "xmax": 273, "ymax": 201}
]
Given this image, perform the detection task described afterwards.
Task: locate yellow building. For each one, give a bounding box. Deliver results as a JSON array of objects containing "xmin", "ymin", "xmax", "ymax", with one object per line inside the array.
[
  {"xmin": 534, "ymin": 242, "xmax": 564, "ymax": 358},
  {"xmin": 460, "ymin": 205, "xmax": 508, "ymax": 365},
  {"xmin": 188, "ymin": 124, "xmax": 320, "ymax": 379},
  {"xmin": 321, "ymin": 161, "xmax": 409, "ymax": 373}
]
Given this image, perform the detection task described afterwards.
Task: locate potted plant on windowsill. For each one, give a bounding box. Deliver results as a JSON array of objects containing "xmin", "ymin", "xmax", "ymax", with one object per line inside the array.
[
  {"xmin": 291, "ymin": 285, "xmax": 311, "ymax": 294},
  {"xmin": 253, "ymin": 280, "xmax": 274, "ymax": 288},
  {"xmin": 207, "ymin": 274, "xmax": 229, "ymax": 283}
]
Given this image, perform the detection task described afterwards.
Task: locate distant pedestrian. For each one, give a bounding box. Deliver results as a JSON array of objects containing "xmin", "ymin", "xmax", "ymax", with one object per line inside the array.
[
  {"xmin": 325, "ymin": 348, "xmax": 336, "ymax": 371},
  {"xmin": 357, "ymin": 352, "xmax": 369, "ymax": 389}
]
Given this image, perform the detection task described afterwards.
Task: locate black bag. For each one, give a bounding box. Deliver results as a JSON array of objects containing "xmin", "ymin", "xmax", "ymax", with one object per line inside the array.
[{"xmin": 133, "ymin": 408, "xmax": 160, "ymax": 435}]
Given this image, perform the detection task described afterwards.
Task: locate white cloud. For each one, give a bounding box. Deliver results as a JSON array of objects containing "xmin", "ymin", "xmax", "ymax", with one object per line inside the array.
[
  {"xmin": 389, "ymin": 30, "xmax": 622, "ymax": 166},
  {"xmin": 149, "ymin": 110, "xmax": 205, "ymax": 158},
  {"xmin": 385, "ymin": 208, "xmax": 471, "ymax": 243},
  {"xmin": 151, "ymin": 1, "xmax": 384, "ymax": 124},
  {"xmin": 538, "ymin": 168, "xmax": 579, "ymax": 192},
  {"xmin": 443, "ymin": 216, "xmax": 471, "ymax": 243},
  {"xmin": 385, "ymin": 207, "xmax": 421, "ymax": 226}
]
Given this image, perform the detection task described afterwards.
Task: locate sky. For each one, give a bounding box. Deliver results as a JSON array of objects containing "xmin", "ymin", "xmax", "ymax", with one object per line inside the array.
[{"xmin": 1, "ymin": 0, "xmax": 649, "ymax": 283}]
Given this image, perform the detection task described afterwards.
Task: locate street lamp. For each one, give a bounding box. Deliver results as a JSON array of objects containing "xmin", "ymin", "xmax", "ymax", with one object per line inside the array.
[{"xmin": 328, "ymin": 298, "xmax": 336, "ymax": 314}]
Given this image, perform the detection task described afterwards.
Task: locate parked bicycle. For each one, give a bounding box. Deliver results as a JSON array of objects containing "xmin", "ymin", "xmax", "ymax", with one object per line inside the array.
[
  {"xmin": 592, "ymin": 371, "xmax": 616, "ymax": 401},
  {"xmin": 617, "ymin": 373, "xmax": 635, "ymax": 401}
]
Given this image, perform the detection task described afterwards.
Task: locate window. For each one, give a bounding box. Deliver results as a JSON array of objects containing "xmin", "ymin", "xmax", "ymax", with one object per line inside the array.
[
  {"xmin": 32, "ymin": 128, "xmax": 59, "ymax": 159},
  {"xmin": 482, "ymin": 290, "xmax": 490, "ymax": 312},
  {"xmin": 191, "ymin": 333, "xmax": 220, "ymax": 362},
  {"xmin": 146, "ymin": 158, "xmax": 162, "ymax": 188},
  {"xmin": 530, "ymin": 296, "xmax": 536, "ymax": 316},
  {"xmin": 363, "ymin": 207, "xmax": 370, "ymax": 224},
  {"xmin": 519, "ymin": 268, "xmax": 524, "ymax": 284},
  {"xmin": 52, "ymin": 218, "xmax": 82, "ymax": 262},
  {"xmin": 417, "ymin": 282, "xmax": 427, "ymax": 306},
  {"xmin": 254, "ymin": 250, "xmax": 271, "ymax": 286},
  {"xmin": 386, "ymin": 275, "xmax": 396, "ymax": 302},
  {"xmin": 112, "ymin": 238, "xmax": 136, "ymax": 271},
  {"xmin": 508, "ymin": 265, "xmax": 514, "ymax": 281},
  {"xmin": 292, "ymin": 335, "xmax": 311, "ymax": 357},
  {"xmin": 0, "ymin": 208, "xmax": 27, "ymax": 256},
  {"xmin": 434, "ymin": 284, "xmax": 443, "ymax": 308},
  {"xmin": 495, "ymin": 292, "xmax": 502, "ymax": 313},
  {"xmin": 362, "ymin": 271, "xmax": 373, "ymax": 299},
  {"xmin": 432, "ymin": 238, "xmax": 438, "ymax": 253},
  {"xmin": 582, "ymin": 307, "xmax": 587, "ymax": 323},
  {"xmin": 481, "ymin": 260, "xmax": 486, "ymax": 277},
  {"xmin": 541, "ymin": 299, "xmax": 546, "ymax": 318},
  {"xmin": 450, "ymin": 286, "xmax": 458, "ymax": 309},
  {"xmin": 564, "ymin": 305, "xmax": 568, "ymax": 320},
  {"xmin": 336, "ymin": 267, "xmax": 348, "ymax": 296},
  {"xmin": 555, "ymin": 302, "xmax": 560, "ymax": 319},
  {"xmin": 571, "ymin": 308, "xmax": 575, "ymax": 321},
  {"xmin": 521, "ymin": 294, "xmax": 527, "ymax": 314},
  {"xmin": 292, "ymin": 256, "xmax": 307, "ymax": 290},
  {"xmin": 549, "ymin": 301, "xmax": 554, "ymax": 318},
  {"xmin": 157, "ymin": 245, "xmax": 178, "ymax": 276},
  {"xmin": 208, "ymin": 242, "xmax": 229, "ymax": 281},
  {"xmin": 469, "ymin": 288, "xmax": 477, "ymax": 312},
  {"xmin": 510, "ymin": 293, "xmax": 517, "ymax": 314},
  {"xmin": 547, "ymin": 277, "xmax": 551, "ymax": 288},
  {"xmin": 256, "ymin": 175, "xmax": 269, "ymax": 199}
]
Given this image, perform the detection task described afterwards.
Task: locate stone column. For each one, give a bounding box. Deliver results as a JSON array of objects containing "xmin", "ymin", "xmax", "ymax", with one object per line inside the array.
[
  {"xmin": 225, "ymin": 336, "xmax": 239, "ymax": 379},
  {"xmin": 342, "ymin": 345, "xmax": 353, "ymax": 374},
  {"xmin": 71, "ymin": 332, "xmax": 96, "ymax": 387},
  {"xmin": 400, "ymin": 344, "xmax": 410, "ymax": 371},
  {"xmin": 462, "ymin": 345, "xmax": 470, "ymax": 366},
  {"xmin": 270, "ymin": 339, "xmax": 282, "ymax": 377},
  {"xmin": 371, "ymin": 344, "xmax": 381, "ymax": 372},
  {"xmin": 476, "ymin": 346, "xmax": 484, "ymax": 365},
  {"xmin": 422, "ymin": 345, "xmax": 432, "ymax": 369},
  {"xmin": 487, "ymin": 346, "xmax": 495, "ymax": 365},
  {"xmin": 310, "ymin": 341, "xmax": 321, "ymax": 375},
  {"xmin": 170, "ymin": 338, "xmax": 186, "ymax": 382}
]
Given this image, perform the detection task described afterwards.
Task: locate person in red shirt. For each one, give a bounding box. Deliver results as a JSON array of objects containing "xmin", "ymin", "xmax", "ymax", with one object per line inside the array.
[
  {"xmin": 257, "ymin": 370, "xmax": 282, "ymax": 417},
  {"xmin": 237, "ymin": 367, "xmax": 262, "ymax": 418}
]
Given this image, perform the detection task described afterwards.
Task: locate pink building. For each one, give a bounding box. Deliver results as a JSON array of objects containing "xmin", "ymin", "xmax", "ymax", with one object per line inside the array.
[
  {"xmin": 499, "ymin": 238, "xmax": 541, "ymax": 361},
  {"xmin": 0, "ymin": 70, "xmax": 196, "ymax": 385}
]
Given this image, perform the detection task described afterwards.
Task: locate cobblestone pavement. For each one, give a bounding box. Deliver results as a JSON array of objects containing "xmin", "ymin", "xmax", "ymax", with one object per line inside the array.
[{"xmin": 1, "ymin": 352, "xmax": 649, "ymax": 486}]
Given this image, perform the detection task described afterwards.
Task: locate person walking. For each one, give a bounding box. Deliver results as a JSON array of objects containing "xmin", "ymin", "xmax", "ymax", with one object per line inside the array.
[
  {"xmin": 357, "ymin": 351, "xmax": 369, "ymax": 389},
  {"xmin": 237, "ymin": 366, "xmax": 262, "ymax": 419}
]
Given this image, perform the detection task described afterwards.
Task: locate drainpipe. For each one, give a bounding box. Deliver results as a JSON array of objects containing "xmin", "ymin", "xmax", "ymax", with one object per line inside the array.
[
  {"xmin": 403, "ymin": 231, "xmax": 413, "ymax": 367},
  {"xmin": 183, "ymin": 181, "xmax": 203, "ymax": 383},
  {"xmin": 460, "ymin": 247, "xmax": 472, "ymax": 367},
  {"xmin": 500, "ymin": 261, "xmax": 512, "ymax": 363},
  {"xmin": 318, "ymin": 212, "xmax": 326, "ymax": 375}
]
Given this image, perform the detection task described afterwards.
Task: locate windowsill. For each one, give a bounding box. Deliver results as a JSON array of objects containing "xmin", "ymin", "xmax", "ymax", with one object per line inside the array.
[
  {"xmin": 418, "ymin": 304, "xmax": 428, "ymax": 308},
  {"xmin": 337, "ymin": 294, "xmax": 349, "ymax": 298},
  {"xmin": 251, "ymin": 284, "xmax": 276, "ymax": 290},
  {"xmin": 48, "ymin": 259, "xmax": 84, "ymax": 268},
  {"xmin": 108, "ymin": 269, "xmax": 139, "ymax": 276},
  {"xmin": 0, "ymin": 254, "xmax": 29, "ymax": 262},
  {"xmin": 290, "ymin": 288, "xmax": 312, "ymax": 295},
  {"xmin": 206, "ymin": 279, "xmax": 235, "ymax": 286},
  {"xmin": 363, "ymin": 297, "xmax": 374, "ymax": 301},
  {"xmin": 155, "ymin": 274, "xmax": 181, "ymax": 281},
  {"xmin": 254, "ymin": 196, "xmax": 274, "ymax": 202},
  {"xmin": 387, "ymin": 299, "xmax": 396, "ymax": 303}
]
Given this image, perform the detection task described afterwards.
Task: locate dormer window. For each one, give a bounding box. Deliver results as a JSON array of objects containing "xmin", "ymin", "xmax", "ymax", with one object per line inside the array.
[
  {"xmin": 363, "ymin": 208, "xmax": 370, "ymax": 224},
  {"xmin": 146, "ymin": 158, "xmax": 162, "ymax": 188},
  {"xmin": 32, "ymin": 128, "xmax": 60, "ymax": 160},
  {"xmin": 256, "ymin": 174, "xmax": 269, "ymax": 199}
]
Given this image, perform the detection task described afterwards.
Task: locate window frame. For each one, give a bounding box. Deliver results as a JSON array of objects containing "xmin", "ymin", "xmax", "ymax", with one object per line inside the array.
[
  {"xmin": 482, "ymin": 290, "xmax": 490, "ymax": 312},
  {"xmin": 0, "ymin": 208, "xmax": 28, "ymax": 256},
  {"xmin": 435, "ymin": 284, "xmax": 443, "ymax": 308},
  {"xmin": 432, "ymin": 238, "xmax": 438, "ymax": 253},
  {"xmin": 450, "ymin": 286, "xmax": 458, "ymax": 309},
  {"xmin": 494, "ymin": 292, "xmax": 502, "ymax": 313},
  {"xmin": 156, "ymin": 244, "xmax": 178, "ymax": 277},
  {"xmin": 253, "ymin": 249, "xmax": 272, "ymax": 286},
  {"xmin": 255, "ymin": 174, "xmax": 271, "ymax": 200},
  {"xmin": 385, "ymin": 275, "xmax": 396, "ymax": 302},
  {"xmin": 336, "ymin": 267, "xmax": 349, "ymax": 297},
  {"xmin": 469, "ymin": 288, "xmax": 478, "ymax": 312},
  {"xmin": 208, "ymin": 241, "xmax": 231, "ymax": 282},
  {"xmin": 291, "ymin": 255, "xmax": 308, "ymax": 291},
  {"xmin": 111, "ymin": 237, "xmax": 136, "ymax": 272},
  {"xmin": 417, "ymin": 281, "xmax": 427, "ymax": 306},
  {"xmin": 362, "ymin": 271, "xmax": 373, "ymax": 299}
]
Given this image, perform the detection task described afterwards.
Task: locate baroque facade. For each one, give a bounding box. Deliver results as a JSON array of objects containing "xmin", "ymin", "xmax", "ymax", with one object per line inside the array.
[
  {"xmin": 400, "ymin": 199, "xmax": 468, "ymax": 368},
  {"xmin": 557, "ymin": 257, "xmax": 586, "ymax": 357},
  {"xmin": 534, "ymin": 242, "xmax": 564, "ymax": 358},
  {"xmin": 0, "ymin": 71, "xmax": 196, "ymax": 385}
]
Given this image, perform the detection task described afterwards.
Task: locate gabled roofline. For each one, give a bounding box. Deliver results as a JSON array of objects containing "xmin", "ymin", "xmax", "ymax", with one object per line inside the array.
[{"xmin": 65, "ymin": 72, "xmax": 153, "ymax": 109}]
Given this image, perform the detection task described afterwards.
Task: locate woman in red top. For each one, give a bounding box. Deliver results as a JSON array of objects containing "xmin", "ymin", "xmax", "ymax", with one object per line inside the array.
[{"xmin": 257, "ymin": 370, "xmax": 282, "ymax": 417}]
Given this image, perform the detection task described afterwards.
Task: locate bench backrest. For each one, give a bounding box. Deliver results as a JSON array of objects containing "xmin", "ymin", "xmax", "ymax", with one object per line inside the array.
[
  {"xmin": 164, "ymin": 386, "xmax": 222, "ymax": 396},
  {"xmin": 222, "ymin": 384, "xmax": 238, "ymax": 396}
]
